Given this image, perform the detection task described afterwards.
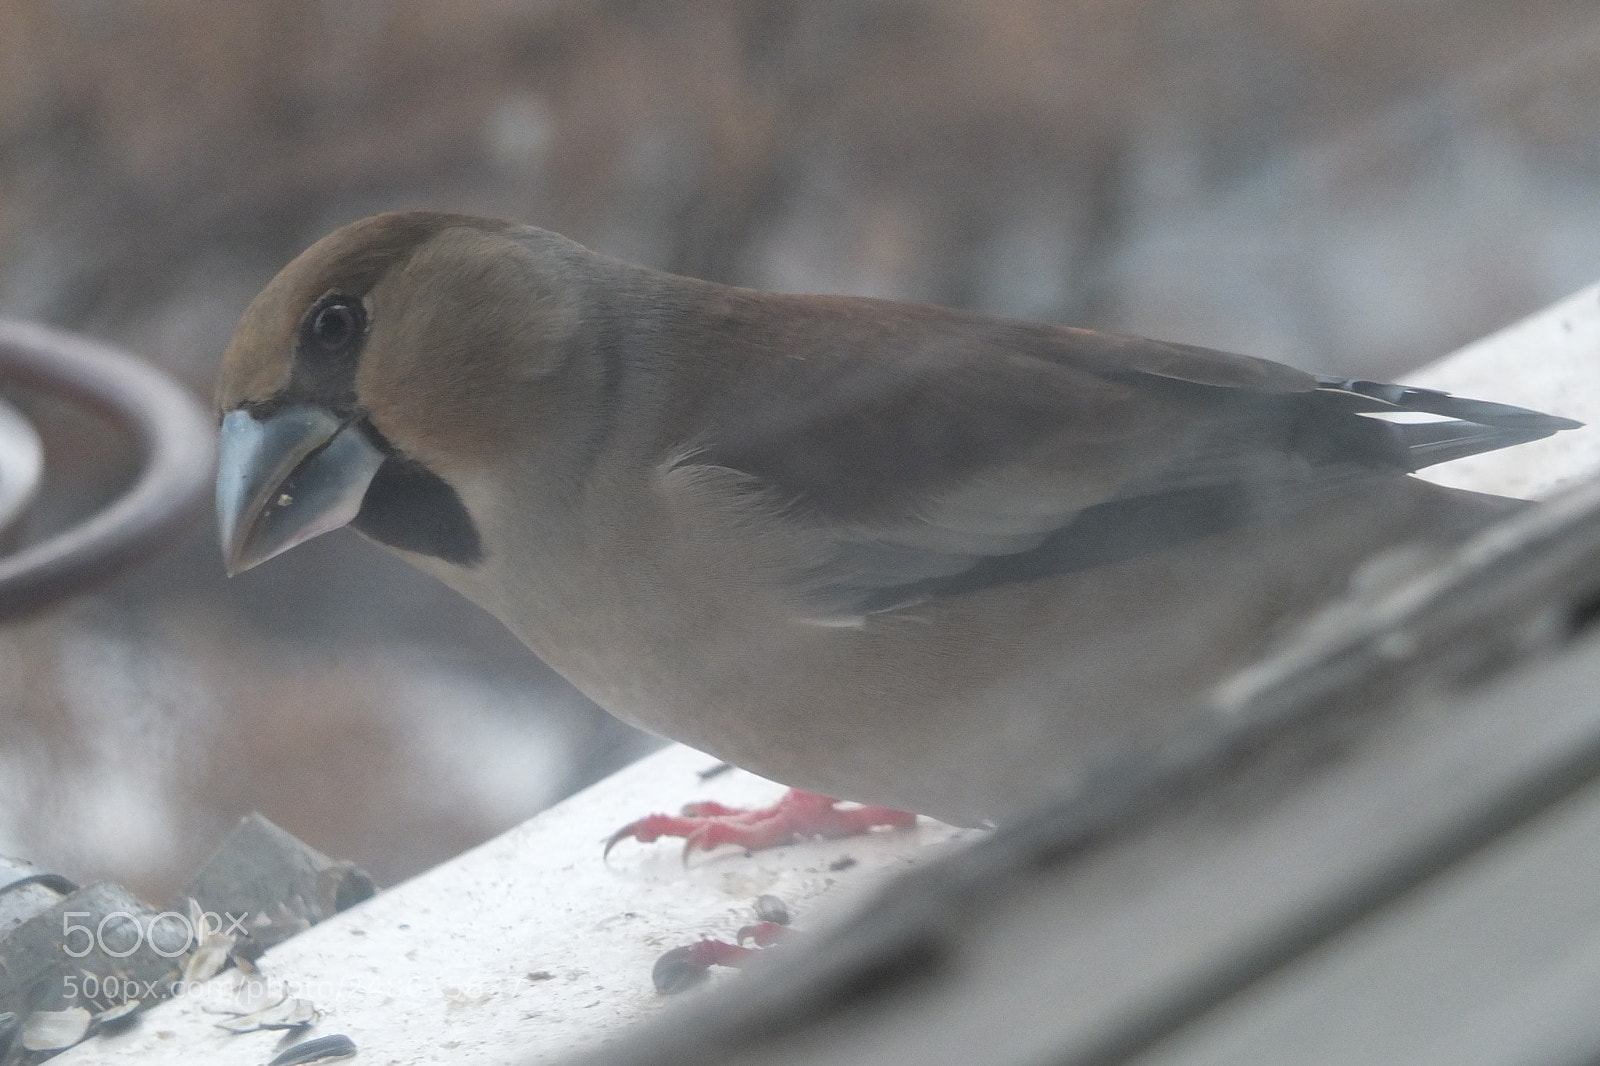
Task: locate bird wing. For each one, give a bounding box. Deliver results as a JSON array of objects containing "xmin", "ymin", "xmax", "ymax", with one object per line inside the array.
[{"xmin": 654, "ymin": 305, "xmax": 1572, "ymax": 622}]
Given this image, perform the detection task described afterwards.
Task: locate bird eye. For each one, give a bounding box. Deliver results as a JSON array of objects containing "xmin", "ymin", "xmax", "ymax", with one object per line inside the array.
[{"xmin": 308, "ymin": 297, "xmax": 363, "ymax": 353}]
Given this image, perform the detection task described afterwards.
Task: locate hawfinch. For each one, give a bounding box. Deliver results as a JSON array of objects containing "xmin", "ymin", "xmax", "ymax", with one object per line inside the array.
[{"xmin": 214, "ymin": 211, "xmax": 1577, "ymax": 828}]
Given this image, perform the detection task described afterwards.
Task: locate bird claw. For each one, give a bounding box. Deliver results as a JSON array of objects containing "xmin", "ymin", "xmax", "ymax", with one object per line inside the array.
[
  {"xmin": 603, "ymin": 789, "xmax": 917, "ymax": 863},
  {"xmin": 603, "ymin": 813, "xmax": 684, "ymax": 860}
]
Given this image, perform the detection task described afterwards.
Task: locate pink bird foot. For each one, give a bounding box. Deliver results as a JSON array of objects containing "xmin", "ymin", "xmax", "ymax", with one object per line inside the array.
[{"xmin": 605, "ymin": 788, "xmax": 916, "ymax": 862}]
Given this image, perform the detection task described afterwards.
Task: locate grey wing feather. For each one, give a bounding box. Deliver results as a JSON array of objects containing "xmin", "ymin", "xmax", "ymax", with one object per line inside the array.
[{"xmin": 664, "ymin": 333, "xmax": 1578, "ymax": 624}]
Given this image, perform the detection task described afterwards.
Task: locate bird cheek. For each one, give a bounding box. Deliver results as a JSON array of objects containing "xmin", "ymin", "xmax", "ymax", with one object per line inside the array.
[{"xmin": 355, "ymin": 360, "xmax": 521, "ymax": 472}]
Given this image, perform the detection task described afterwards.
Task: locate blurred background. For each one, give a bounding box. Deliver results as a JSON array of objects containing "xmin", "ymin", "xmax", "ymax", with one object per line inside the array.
[{"xmin": 1, "ymin": 0, "xmax": 1598, "ymax": 901}]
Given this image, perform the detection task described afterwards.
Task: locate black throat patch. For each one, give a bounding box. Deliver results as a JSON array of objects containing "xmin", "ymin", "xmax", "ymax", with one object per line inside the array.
[{"xmin": 352, "ymin": 447, "xmax": 484, "ymax": 567}]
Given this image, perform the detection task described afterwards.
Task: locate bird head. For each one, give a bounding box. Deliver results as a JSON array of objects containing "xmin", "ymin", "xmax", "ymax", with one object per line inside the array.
[{"xmin": 214, "ymin": 210, "xmax": 595, "ymax": 576}]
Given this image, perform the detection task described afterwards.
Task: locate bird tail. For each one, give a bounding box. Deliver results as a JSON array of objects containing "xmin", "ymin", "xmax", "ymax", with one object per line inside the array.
[{"xmin": 1311, "ymin": 376, "xmax": 1583, "ymax": 472}]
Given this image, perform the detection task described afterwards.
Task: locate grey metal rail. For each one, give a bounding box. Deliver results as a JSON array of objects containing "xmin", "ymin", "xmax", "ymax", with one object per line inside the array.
[
  {"xmin": 0, "ymin": 320, "xmax": 214, "ymax": 619},
  {"xmin": 0, "ymin": 393, "xmax": 42, "ymax": 537}
]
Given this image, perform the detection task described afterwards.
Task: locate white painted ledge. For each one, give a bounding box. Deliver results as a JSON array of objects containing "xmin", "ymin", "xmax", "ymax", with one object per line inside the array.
[
  {"xmin": 60, "ymin": 745, "xmax": 973, "ymax": 1066},
  {"xmin": 57, "ymin": 280, "xmax": 1600, "ymax": 1066}
]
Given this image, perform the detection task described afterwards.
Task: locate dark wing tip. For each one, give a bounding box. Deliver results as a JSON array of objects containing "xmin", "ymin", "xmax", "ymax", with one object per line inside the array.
[
  {"xmin": 1313, "ymin": 376, "xmax": 1582, "ymax": 471},
  {"xmin": 1316, "ymin": 377, "xmax": 1583, "ymax": 431}
]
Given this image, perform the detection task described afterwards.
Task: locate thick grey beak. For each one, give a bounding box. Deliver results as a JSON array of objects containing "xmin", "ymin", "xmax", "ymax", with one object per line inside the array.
[{"xmin": 216, "ymin": 405, "xmax": 385, "ymax": 575}]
